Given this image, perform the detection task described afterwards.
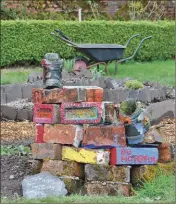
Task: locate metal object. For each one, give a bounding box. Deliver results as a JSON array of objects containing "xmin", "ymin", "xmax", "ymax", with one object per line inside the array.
[
  {"xmin": 51, "ymin": 29, "xmax": 152, "ymax": 75},
  {"xmin": 42, "ymin": 53, "xmax": 63, "ymax": 89}
]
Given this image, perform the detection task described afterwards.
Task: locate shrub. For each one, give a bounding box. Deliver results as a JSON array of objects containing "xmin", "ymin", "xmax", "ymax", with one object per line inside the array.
[
  {"xmin": 125, "ymin": 79, "xmax": 144, "ymax": 89},
  {"xmin": 1, "ymin": 20, "xmax": 174, "ymax": 67}
]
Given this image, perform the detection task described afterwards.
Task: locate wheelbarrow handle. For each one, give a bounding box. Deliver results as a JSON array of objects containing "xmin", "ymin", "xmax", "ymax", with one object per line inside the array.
[
  {"xmin": 125, "ymin": 34, "xmax": 140, "ymax": 47},
  {"xmin": 51, "ymin": 32, "xmax": 78, "ymax": 47},
  {"xmin": 55, "ymin": 29, "xmax": 71, "ymax": 41},
  {"xmin": 118, "ymin": 36, "xmax": 152, "ymax": 63}
]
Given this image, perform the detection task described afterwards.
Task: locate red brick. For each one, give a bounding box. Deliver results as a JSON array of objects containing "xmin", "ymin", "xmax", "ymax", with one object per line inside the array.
[
  {"xmin": 158, "ymin": 143, "xmax": 171, "ymax": 163},
  {"xmin": 84, "ymin": 181, "xmax": 132, "ymax": 196},
  {"xmin": 35, "ymin": 124, "xmax": 45, "ymax": 143},
  {"xmin": 32, "ymin": 86, "xmax": 103, "ymax": 103},
  {"xmin": 43, "ymin": 124, "xmax": 83, "ymax": 147},
  {"xmin": 82, "ymin": 124, "xmax": 126, "ymax": 148},
  {"xmin": 33, "ymin": 104, "xmax": 60, "ymax": 124},
  {"xmin": 31, "ymin": 143, "xmax": 62, "ymax": 160},
  {"xmin": 60, "ymin": 102, "xmax": 103, "ymax": 124},
  {"xmin": 41, "ymin": 160, "xmax": 84, "ymax": 178}
]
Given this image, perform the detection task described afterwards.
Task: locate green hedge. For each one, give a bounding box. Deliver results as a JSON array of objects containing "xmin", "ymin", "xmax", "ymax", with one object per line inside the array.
[{"xmin": 1, "ymin": 20, "xmax": 174, "ymax": 67}]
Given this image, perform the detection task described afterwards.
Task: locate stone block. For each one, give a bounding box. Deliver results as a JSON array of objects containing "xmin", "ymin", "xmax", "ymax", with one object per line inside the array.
[
  {"xmin": 41, "ymin": 160, "xmax": 84, "ymax": 178},
  {"xmin": 90, "ymin": 77, "xmax": 106, "ymax": 89},
  {"xmin": 105, "ymin": 78, "xmax": 120, "ymax": 89},
  {"xmin": 28, "ymin": 109, "xmax": 33, "ymax": 121},
  {"xmin": 82, "ymin": 124, "xmax": 126, "ymax": 148},
  {"xmin": 117, "ymin": 88, "xmax": 129, "ymax": 103},
  {"xmin": 1, "ymin": 105, "xmax": 17, "ymax": 120},
  {"xmin": 84, "ymin": 181, "xmax": 131, "ymax": 196},
  {"xmin": 22, "ymin": 83, "xmax": 41, "ymax": 99},
  {"xmin": 5, "ymin": 84, "xmax": 22, "ymax": 103},
  {"xmin": 110, "ymin": 147, "xmax": 158, "ymax": 165},
  {"xmin": 31, "ymin": 143, "xmax": 62, "ymax": 160},
  {"xmin": 158, "ymin": 143, "xmax": 172, "ymax": 163},
  {"xmin": 85, "ymin": 164, "xmax": 130, "ymax": 183},
  {"xmin": 60, "ymin": 102, "xmax": 103, "ymax": 124},
  {"xmin": 43, "ymin": 124, "xmax": 83, "ymax": 148},
  {"xmin": 128, "ymin": 89, "xmax": 139, "ymax": 100},
  {"xmin": 35, "ymin": 124, "xmax": 45, "ymax": 143},
  {"xmin": 137, "ymin": 87, "xmax": 151, "ymax": 103},
  {"xmin": 144, "ymin": 128, "xmax": 163, "ymax": 144},
  {"xmin": 62, "ymin": 146, "xmax": 110, "ymax": 165},
  {"xmin": 150, "ymin": 88, "xmax": 160, "ymax": 102},
  {"xmin": 131, "ymin": 162, "xmax": 174, "ymax": 186},
  {"xmin": 33, "ymin": 104, "xmax": 60, "ymax": 124},
  {"xmin": 59, "ymin": 177, "xmax": 84, "ymax": 195},
  {"xmin": 32, "ymin": 86, "xmax": 103, "ymax": 103},
  {"xmin": 103, "ymin": 89, "xmax": 109, "ymax": 101},
  {"xmin": 16, "ymin": 109, "xmax": 29, "ymax": 121},
  {"xmin": 1, "ymin": 87, "xmax": 6, "ymax": 104}
]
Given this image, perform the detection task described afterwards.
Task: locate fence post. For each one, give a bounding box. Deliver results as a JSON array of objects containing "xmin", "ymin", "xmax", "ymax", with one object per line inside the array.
[{"xmin": 78, "ymin": 8, "xmax": 82, "ymax": 22}]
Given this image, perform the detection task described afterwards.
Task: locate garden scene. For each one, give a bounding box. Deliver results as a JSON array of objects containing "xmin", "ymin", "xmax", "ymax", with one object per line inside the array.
[{"xmin": 1, "ymin": 0, "xmax": 175, "ymax": 203}]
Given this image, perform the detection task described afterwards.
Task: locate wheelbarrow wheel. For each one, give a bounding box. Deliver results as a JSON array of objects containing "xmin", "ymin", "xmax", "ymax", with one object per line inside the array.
[{"xmin": 73, "ymin": 56, "xmax": 88, "ymax": 71}]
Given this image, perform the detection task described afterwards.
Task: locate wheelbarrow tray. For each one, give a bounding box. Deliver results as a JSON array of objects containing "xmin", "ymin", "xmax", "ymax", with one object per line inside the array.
[{"xmin": 75, "ymin": 44, "xmax": 125, "ymax": 62}]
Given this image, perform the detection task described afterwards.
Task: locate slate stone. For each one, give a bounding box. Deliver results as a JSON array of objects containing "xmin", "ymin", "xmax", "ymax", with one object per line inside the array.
[
  {"xmin": 5, "ymin": 84, "xmax": 22, "ymax": 103},
  {"xmin": 16, "ymin": 109, "xmax": 29, "ymax": 121},
  {"xmin": 137, "ymin": 87, "xmax": 151, "ymax": 103}
]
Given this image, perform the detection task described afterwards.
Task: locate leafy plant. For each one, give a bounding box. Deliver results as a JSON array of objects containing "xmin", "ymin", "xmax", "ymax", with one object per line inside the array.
[
  {"xmin": 1, "ymin": 145, "xmax": 31, "ymax": 156},
  {"xmin": 125, "ymin": 80, "xmax": 144, "ymax": 89},
  {"xmin": 120, "ymin": 99, "xmax": 137, "ymax": 115},
  {"xmin": 90, "ymin": 67, "xmax": 106, "ymax": 80},
  {"xmin": 1, "ymin": 20, "xmax": 174, "ymax": 67}
]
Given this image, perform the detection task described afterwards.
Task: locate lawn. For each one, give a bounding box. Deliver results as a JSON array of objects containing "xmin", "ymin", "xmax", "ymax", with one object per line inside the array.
[
  {"xmin": 1, "ymin": 173, "xmax": 175, "ymax": 203},
  {"xmin": 1, "ymin": 60, "xmax": 174, "ymax": 86}
]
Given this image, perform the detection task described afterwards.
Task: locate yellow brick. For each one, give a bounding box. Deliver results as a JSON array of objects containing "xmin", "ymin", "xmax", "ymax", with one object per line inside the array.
[{"xmin": 62, "ymin": 146, "xmax": 110, "ymax": 165}]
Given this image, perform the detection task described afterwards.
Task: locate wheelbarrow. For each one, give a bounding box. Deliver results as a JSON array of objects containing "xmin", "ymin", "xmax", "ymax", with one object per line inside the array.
[{"xmin": 51, "ymin": 29, "xmax": 152, "ymax": 75}]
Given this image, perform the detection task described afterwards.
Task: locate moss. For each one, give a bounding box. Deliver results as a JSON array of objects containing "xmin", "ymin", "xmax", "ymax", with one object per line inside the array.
[{"xmin": 125, "ymin": 80, "xmax": 144, "ymax": 90}]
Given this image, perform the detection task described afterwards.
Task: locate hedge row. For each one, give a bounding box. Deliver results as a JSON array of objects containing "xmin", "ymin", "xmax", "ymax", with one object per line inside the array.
[{"xmin": 1, "ymin": 20, "xmax": 174, "ymax": 66}]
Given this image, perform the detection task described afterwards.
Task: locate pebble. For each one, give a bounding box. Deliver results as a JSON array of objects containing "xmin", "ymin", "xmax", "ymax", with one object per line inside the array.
[{"xmin": 9, "ymin": 175, "xmax": 15, "ymax": 180}]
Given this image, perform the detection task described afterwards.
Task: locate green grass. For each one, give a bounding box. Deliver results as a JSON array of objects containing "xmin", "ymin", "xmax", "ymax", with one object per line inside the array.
[
  {"xmin": 1, "ymin": 60, "xmax": 174, "ymax": 86},
  {"xmin": 1, "ymin": 173, "xmax": 175, "ymax": 203}
]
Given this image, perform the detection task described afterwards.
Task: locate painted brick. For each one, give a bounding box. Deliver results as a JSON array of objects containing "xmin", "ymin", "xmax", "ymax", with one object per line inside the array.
[
  {"xmin": 102, "ymin": 102, "xmax": 119, "ymax": 124},
  {"xmin": 59, "ymin": 176, "xmax": 84, "ymax": 195},
  {"xmin": 33, "ymin": 104, "xmax": 60, "ymax": 124},
  {"xmin": 158, "ymin": 143, "xmax": 171, "ymax": 163},
  {"xmin": 35, "ymin": 124, "xmax": 45, "ymax": 143},
  {"xmin": 32, "ymin": 86, "xmax": 103, "ymax": 103},
  {"xmin": 31, "ymin": 143, "xmax": 62, "ymax": 160},
  {"xmin": 60, "ymin": 102, "xmax": 103, "ymax": 124},
  {"xmin": 110, "ymin": 147, "xmax": 158, "ymax": 165},
  {"xmin": 41, "ymin": 160, "xmax": 84, "ymax": 178},
  {"xmin": 82, "ymin": 124, "xmax": 126, "ymax": 148},
  {"xmin": 62, "ymin": 146, "xmax": 110, "ymax": 165},
  {"xmin": 84, "ymin": 181, "xmax": 131, "ymax": 196},
  {"xmin": 43, "ymin": 124, "xmax": 83, "ymax": 148},
  {"xmin": 131, "ymin": 162, "xmax": 174, "ymax": 185},
  {"xmin": 85, "ymin": 164, "xmax": 130, "ymax": 183}
]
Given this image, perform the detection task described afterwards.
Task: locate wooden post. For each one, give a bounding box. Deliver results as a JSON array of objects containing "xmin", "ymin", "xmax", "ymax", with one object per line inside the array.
[{"xmin": 78, "ymin": 8, "xmax": 82, "ymax": 22}]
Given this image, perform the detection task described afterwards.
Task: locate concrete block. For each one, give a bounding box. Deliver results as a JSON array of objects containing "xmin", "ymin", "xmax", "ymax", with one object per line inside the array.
[
  {"xmin": 5, "ymin": 84, "xmax": 22, "ymax": 103},
  {"xmin": 90, "ymin": 77, "xmax": 106, "ymax": 89},
  {"xmin": 33, "ymin": 104, "xmax": 60, "ymax": 124},
  {"xmin": 103, "ymin": 89, "xmax": 109, "ymax": 101},
  {"xmin": 60, "ymin": 102, "xmax": 103, "ymax": 124},
  {"xmin": 110, "ymin": 147, "xmax": 158, "ymax": 165},
  {"xmin": 85, "ymin": 164, "xmax": 130, "ymax": 183},
  {"xmin": 28, "ymin": 109, "xmax": 33, "ymax": 121},
  {"xmin": 158, "ymin": 143, "xmax": 172, "ymax": 163},
  {"xmin": 32, "ymin": 86, "xmax": 103, "ymax": 103},
  {"xmin": 43, "ymin": 124, "xmax": 83, "ymax": 148},
  {"xmin": 1, "ymin": 87, "xmax": 6, "ymax": 104},
  {"xmin": 1, "ymin": 105, "xmax": 17, "ymax": 120},
  {"xmin": 62, "ymin": 146, "xmax": 110, "ymax": 165},
  {"xmin": 84, "ymin": 181, "xmax": 131, "ymax": 196},
  {"xmin": 131, "ymin": 162, "xmax": 174, "ymax": 186},
  {"xmin": 31, "ymin": 143, "xmax": 62, "ymax": 160},
  {"xmin": 128, "ymin": 89, "xmax": 139, "ymax": 100},
  {"xmin": 146, "ymin": 99, "xmax": 175, "ymax": 125},
  {"xmin": 82, "ymin": 124, "xmax": 126, "ymax": 148},
  {"xmin": 117, "ymin": 88, "xmax": 129, "ymax": 103},
  {"xmin": 105, "ymin": 78, "xmax": 120, "ymax": 89},
  {"xmin": 41, "ymin": 160, "xmax": 84, "ymax": 178},
  {"xmin": 22, "ymin": 83, "xmax": 40, "ymax": 99},
  {"xmin": 35, "ymin": 124, "xmax": 45, "ymax": 143},
  {"xmin": 16, "ymin": 109, "xmax": 29, "ymax": 121},
  {"xmin": 59, "ymin": 177, "xmax": 84, "ymax": 195},
  {"xmin": 137, "ymin": 87, "xmax": 151, "ymax": 103},
  {"xmin": 150, "ymin": 88, "xmax": 160, "ymax": 102}
]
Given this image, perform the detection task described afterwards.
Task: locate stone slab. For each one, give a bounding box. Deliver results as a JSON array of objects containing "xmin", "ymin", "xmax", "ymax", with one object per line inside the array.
[
  {"xmin": 16, "ymin": 109, "xmax": 29, "ymax": 121},
  {"xmin": 1, "ymin": 105, "xmax": 17, "ymax": 120},
  {"xmin": 5, "ymin": 84, "xmax": 22, "ymax": 103}
]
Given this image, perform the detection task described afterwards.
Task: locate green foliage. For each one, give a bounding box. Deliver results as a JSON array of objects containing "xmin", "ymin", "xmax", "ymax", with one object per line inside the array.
[
  {"xmin": 90, "ymin": 67, "xmax": 106, "ymax": 80},
  {"xmin": 120, "ymin": 99, "xmax": 137, "ymax": 115},
  {"xmin": 1, "ymin": 20, "xmax": 174, "ymax": 67},
  {"xmin": 1, "ymin": 145, "xmax": 31, "ymax": 156},
  {"xmin": 125, "ymin": 79, "xmax": 144, "ymax": 89}
]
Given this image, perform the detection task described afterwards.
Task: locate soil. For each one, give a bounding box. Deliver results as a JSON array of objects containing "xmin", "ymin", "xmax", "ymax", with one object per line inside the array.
[{"xmin": 1, "ymin": 155, "xmax": 33, "ymax": 198}]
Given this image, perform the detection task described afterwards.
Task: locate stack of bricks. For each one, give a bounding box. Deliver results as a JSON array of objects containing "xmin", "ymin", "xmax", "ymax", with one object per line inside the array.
[{"xmin": 31, "ymin": 86, "xmax": 170, "ymax": 196}]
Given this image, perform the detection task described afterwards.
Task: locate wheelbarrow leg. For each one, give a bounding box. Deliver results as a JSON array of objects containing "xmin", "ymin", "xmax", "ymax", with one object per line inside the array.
[
  {"xmin": 115, "ymin": 61, "xmax": 118, "ymax": 75},
  {"xmin": 97, "ymin": 64, "xmax": 100, "ymax": 72},
  {"xmin": 105, "ymin": 63, "xmax": 109, "ymax": 76}
]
